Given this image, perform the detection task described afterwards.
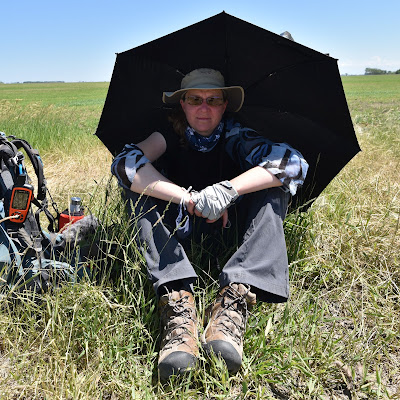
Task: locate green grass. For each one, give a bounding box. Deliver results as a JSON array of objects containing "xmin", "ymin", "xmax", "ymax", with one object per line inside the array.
[
  {"xmin": 0, "ymin": 82, "xmax": 109, "ymax": 107},
  {"xmin": 0, "ymin": 82, "xmax": 112, "ymax": 207},
  {"xmin": 0, "ymin": 76, "xmax": 399, "ymax": 399},
  {"xmin": 0, "ymin": 82, "xmax": 108, "ymax": 154},
  {"xmin": 342, "ymin": 74, "xmax": 400, "ymax": 103},
  {"xmin": 342, "ymin": 75, "xmax": 400, "ymax": 158}
]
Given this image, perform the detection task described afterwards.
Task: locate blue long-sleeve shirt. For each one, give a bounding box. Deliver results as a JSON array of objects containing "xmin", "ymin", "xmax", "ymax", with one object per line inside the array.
[
  {"xmin": 224, "ymin": 119, "xmax": 308, "ymax": 195},
  {"xmin": 111, "ymin": 118, "xmax": 308, "ymax": 196}
]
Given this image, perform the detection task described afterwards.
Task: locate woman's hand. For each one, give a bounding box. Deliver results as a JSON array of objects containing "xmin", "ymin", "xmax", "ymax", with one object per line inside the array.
[
  {"xmin": 186, "ymin": 181, "xmax": 237, "ymax": 227},
  {"xmin": 185, "ymin": 194, "xmax": 196, "ymax": 215},
  {"xmin": 192, "ymin": 181, "xmax": 238, "ymax": 219},
  {"xmin": 209, "ymin": 209, "xmax": 229, "ymax": 227},
  {"xmin": 187, "ymin": 195, "xmax": 229, "ymax": 227}
]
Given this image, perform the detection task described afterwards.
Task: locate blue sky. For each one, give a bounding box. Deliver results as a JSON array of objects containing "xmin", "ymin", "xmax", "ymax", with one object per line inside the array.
[{"xmin": 1, "ymin": 0, "xmax": 399, "ymax": 82}]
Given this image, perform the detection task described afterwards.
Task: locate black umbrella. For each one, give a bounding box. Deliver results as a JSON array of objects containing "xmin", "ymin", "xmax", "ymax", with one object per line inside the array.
[{"xmin": 96, "ymin": 12, "xmax": 360, "ymax": 207}]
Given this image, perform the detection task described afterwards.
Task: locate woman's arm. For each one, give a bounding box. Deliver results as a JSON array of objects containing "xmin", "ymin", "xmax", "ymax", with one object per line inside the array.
[
  {"xmin": 135, "ymin": 131, "xmax": 166, "ymax": 162},
  {"xmin": 188, "ymin": 166, "xmax": 281, "ymax": 224},
  {"xmin": 129, "ymin": 163, "xmax": 190, "ymax": 204},
  {"xmin": 229, "ymin": 166, "xmax": 282, "ymax": 195},
  {"xmin": 225, "ymin": 120, "xmax": 308, "ymax": 196},
  {"xmin": 128, "ymin": 132, "xmax": 190, "ymax": 205}
]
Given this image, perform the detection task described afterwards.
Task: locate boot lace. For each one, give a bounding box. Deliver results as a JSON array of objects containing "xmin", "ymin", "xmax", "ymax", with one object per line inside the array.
[
  {"xmin": 160, "ymin": 293, "xmax": 197, "ymax": 351},
  {"xmin": 214, "ymin": 284, "xmax": 255, "ymax": 345}
]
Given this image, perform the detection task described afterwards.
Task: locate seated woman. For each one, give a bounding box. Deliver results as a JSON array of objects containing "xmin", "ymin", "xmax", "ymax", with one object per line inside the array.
[{"xmin": 111, "ymin": 68, "xmax": 308, "ymax": 381}]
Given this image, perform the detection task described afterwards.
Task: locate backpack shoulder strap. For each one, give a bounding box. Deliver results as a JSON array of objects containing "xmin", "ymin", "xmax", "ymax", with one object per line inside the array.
[
  {"xmin": 3, "ymin": 136, "xmax": 58, "ymax": 233},
  {"xmin": 10, "ymin": 138, "xmax": 46, "ymax": 201}
]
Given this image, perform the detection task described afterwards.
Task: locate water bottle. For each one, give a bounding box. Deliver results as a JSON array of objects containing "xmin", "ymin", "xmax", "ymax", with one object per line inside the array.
[{"xmin": 59, "ymin": 196, "xmax": 85, "ymax": 231}]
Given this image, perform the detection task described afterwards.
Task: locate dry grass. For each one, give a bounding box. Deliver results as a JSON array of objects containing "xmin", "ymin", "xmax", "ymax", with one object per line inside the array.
[{"xmin": 43, "ymin": 144, "xmax": 112, "ymax": 208}]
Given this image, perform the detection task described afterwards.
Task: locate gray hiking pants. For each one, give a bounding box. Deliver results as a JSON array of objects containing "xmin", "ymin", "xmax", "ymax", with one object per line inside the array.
[{"xmin": 125, "ymin": 187, "xmax": 290, "ymax": 303}]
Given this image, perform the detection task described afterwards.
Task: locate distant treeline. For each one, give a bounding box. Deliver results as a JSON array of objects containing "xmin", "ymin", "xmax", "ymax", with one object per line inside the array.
[
  {"xmin": 0, "ymin": 81, "xmax": 65, "ymax": 84},
  {"xmin": 365, "ymin": 68, "xmax": 400, "ymax": 75},
  {"xmin": 23, "ymin": 81, "xmax": 65, "ymax": 83},
  {"xmin": 22, "ymin": 81, "xmax": 65, "ymax": 84}
]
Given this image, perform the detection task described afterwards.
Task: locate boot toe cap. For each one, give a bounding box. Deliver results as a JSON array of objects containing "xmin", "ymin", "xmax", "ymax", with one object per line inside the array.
[
  {"xmin": 158, "ymin": 351, "xmax": 197, "ymax": 382},
  {"xmin": 203, "ymin": 340, "xmax": 242, "ymax": 373}
]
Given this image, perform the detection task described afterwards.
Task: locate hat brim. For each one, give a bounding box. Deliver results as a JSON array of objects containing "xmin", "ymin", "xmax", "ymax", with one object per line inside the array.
[{"xmin": 162, "ymin": 85, "xmax": 244, "ymax": 112}]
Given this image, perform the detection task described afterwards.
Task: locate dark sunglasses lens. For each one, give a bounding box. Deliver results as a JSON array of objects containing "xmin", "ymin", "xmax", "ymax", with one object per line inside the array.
[
  {"xmin": 186, "ymin": 96, "xmax": 202, "ymax": 105},
  {"xmin": 186, "ymin": 96, "xmax": 224, "ymax": 106},
  {"xmin": 206, "ymin": 97, "xmax": 224, "ymax": 106}
]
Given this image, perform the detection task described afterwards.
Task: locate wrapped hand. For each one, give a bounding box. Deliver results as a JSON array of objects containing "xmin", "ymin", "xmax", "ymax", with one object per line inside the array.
[{"xmin": 190, "ymin": 180, "xmax": 239, "ymax": 221}]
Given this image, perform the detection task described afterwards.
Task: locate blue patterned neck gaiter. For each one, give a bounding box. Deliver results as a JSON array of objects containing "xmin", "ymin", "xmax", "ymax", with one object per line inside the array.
[{"xmin": 184, "ymin": 121, "xmax": 224, "ymax": 152}]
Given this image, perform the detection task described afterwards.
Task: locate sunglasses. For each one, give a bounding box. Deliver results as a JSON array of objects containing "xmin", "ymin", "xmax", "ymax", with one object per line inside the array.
[{"xmin": 184, "ymin": 95, "xmax": 225, "ymax": 107}]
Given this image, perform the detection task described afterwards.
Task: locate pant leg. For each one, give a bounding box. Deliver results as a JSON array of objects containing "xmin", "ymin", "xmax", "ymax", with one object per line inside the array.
[
  {"xmin": 219, "ymin": 187, "xmax": 290, "ymax": 303},
  {"xmin": 124, "ymin": 190, "xmax": 198, "ymax": 295}
]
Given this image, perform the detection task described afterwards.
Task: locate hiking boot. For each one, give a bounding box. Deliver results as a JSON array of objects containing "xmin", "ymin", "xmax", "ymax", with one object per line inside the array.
[
  {"xmin": 201, "ymin": 283, "xmax": 256, "ymax": 373},
  {"xmin": 158, "ymin": 290, "xmax": 199, "ymax": 381}
]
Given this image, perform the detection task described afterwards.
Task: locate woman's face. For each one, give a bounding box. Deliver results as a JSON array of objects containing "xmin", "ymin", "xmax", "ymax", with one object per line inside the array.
[{"xmin": 180, "ymin": 89, "xmax": 227, "ymax": 136}]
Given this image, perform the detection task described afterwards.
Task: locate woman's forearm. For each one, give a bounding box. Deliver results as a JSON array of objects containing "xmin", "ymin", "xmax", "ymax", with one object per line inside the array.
[
  {"xmin": 230, "ymin": 166, "xmax": 282, "ymax": 195},
  {"xmin": 130, "ymin": 163, "xmax": 188, "ymax": 204},
  {"xmin": 130, "ymin": 164, "xmax": 281, "ymax": 209}
]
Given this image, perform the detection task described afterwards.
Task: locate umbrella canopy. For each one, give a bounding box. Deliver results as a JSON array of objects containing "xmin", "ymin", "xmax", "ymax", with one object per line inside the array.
[{"xmin": 96, "ymin": 12, "xmax": 360, "ymax": 207}]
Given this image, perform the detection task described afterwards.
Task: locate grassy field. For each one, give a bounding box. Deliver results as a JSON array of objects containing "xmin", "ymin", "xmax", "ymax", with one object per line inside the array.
[
  {"xmin": 0, "ymin": 75, "xmax": 399, "ymax": 399},
  {"xmin": 0, "ymin": 82, "xmax": 111, "ymax": 206}
]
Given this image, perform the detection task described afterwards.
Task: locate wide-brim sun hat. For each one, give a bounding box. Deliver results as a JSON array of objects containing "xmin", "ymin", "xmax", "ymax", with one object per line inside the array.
[{"xmin": 162, "ymin": 68, "xmax": 244, "ymax": 112}]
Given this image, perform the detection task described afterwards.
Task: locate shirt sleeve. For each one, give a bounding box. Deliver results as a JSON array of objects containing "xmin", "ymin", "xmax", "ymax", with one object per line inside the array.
[
  {"xmin": 111, "ymin": 143, "xmax": 150, "ymax": 190},
  {"xmin": 224, "ymin": 119, "xmax": 309, "ymax": 196}
]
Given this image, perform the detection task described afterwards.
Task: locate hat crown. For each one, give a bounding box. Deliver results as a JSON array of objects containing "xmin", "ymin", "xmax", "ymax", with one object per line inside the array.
[{"xmin": 181, "ymin": 68, "xmax": 225, "ymax": 90}]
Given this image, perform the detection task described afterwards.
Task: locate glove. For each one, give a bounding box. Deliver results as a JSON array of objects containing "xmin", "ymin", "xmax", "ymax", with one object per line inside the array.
[{"xmin": 191, "ymin": 180, "xmax": 239, "ymax": 221}]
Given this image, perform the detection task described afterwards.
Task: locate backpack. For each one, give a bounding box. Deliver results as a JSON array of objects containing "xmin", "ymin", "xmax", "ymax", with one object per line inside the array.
[{"xmin": 0, "ymin": 132, "xmax": 94, "ymax": 298}]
